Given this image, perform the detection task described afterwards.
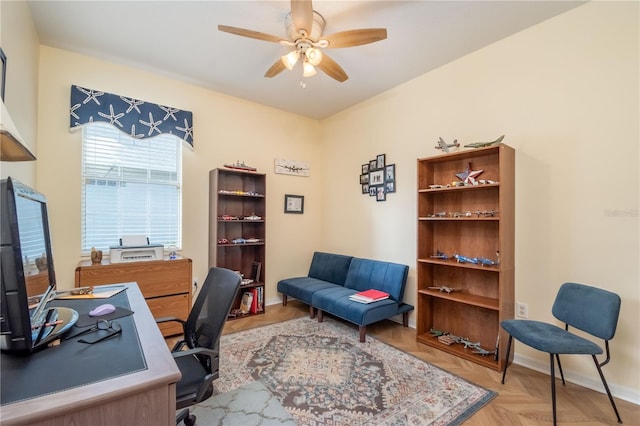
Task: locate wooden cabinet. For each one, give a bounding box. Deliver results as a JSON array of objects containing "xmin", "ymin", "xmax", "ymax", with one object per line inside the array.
[
  {"xmin": 75, "ymin": 257, "xmax": 192, "ymax": 337},
  {"xmin": 209, "ymin": 168, "xmax": 266, "ymax": 320},
  {"xmin": 416, "ymin": 144, "xmax": 514, "ymax": 371}
]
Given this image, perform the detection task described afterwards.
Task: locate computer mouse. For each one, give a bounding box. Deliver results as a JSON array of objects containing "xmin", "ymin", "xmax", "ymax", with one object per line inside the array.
[{"xmin": 89, "ymin": 303, "xmax": 116, "ymax": 317}]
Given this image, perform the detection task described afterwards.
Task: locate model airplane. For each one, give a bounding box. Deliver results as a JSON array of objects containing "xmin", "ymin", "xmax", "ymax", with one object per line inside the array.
[
  {"xmin": 472, "ymin": 348, "xmax": 496, "ymax": 356},
  {"xmin": 428, "ymin": 285, "xmax": 461, "ymax": 293},
  {"xmin": 464, "ymin": 135, "xmax": 505, "ymax": 148},
  {"xmin": 435, "ymin": 137, "xmax": 460, "ymax": 153},
  {"xmin": 454, "ymin": 254, "xmax": 479, "ymax": 264},
  {"xmin": 224, "ymin": 161, "xmax": 257, "ymax": 172},
  {"xmin": 430, "ymin": 250, "xmax": 449, "ymax": 259}
]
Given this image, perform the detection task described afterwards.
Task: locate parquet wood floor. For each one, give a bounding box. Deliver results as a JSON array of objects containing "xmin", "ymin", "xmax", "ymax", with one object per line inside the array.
[{"xmin": 169, "ymin": 300, "xmax": 640, "ymax": 425}]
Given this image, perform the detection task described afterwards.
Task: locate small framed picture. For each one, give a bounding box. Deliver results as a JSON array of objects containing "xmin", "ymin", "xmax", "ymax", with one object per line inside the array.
[
  {"xmin": 385, "ymin": 181, "xmax": 395, "ymax": 193},
  {"xmin": 385, "ymin": 164, "xmax": 395, "ymax": 182},
  {"xmin": 369, "ymin": 186, "xmax": 377, "ymax": 197},
  {"xmin": 251, "ymin": 261, "xmax": 262, "ymax": 282},
  {"xmin": 361, "ymin": 184, "xmax": 369, "ymax": 194},
  {"xmin": 376, "ymin": 154, "xmax": 386, "ymax": 169},
  {"xmin": 369, "ymin": 169, "xmax": 384, "ymax": 185},
  {"xmin": 376, "ymin": 186, "xmax": 386, "ymax": 201},
  {"xmin": 361, "ymin": 163, "xmax": 369, "ymax": 174},
  {"xmin": 360, "ymin": 173, "xmax": 369, "ymax": 184},
  {"xmin": 284, "ymin": 194, "xmax": 304, "ymax": 214}
]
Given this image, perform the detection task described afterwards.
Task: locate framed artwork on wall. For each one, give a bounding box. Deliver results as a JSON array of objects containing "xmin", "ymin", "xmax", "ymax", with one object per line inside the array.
[
  {"xmin": 284, "ymin": 194, "xmax": 304, "ymax": 214},
  {"xmin": 359, "ymin": 154, "xmax": 396, "ymax": 202}
]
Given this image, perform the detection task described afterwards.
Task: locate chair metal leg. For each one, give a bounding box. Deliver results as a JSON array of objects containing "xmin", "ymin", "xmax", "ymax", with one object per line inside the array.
[
  {"xmin": 550, "ymin": 354, "xmax": 557, "ymax": 426},
  {"xmin": 501, "ymin": 334, "xmax": 513, "ymax": 384},
  {"xmin": 555, "ymin": 354, "xmax": 566, "ymax": 385},
  {"xmin": 592, "ymin": 355, "xmax": 623, "ymax": 424}
]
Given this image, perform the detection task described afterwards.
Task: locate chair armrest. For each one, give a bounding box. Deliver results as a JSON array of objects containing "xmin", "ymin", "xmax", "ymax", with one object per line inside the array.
[
  {"xmin": 172, "ymin": 347, "xmax": 219, "ymax": 360},
  {"xmin": 155, "ymin": 316, "xmax": 186, "ymax": 325}
]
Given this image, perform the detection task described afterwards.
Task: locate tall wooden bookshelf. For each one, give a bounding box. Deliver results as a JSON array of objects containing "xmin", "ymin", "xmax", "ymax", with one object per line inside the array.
[
  {"xmin": 209, "ymin": 168, "xmax": 266, "ymax": 320},
  {"xmin": 416, "ymin": 144, "xmax": 514, "ymax": 371}
]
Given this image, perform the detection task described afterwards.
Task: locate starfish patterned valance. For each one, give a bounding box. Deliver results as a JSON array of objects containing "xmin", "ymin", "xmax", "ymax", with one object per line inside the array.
[{"xmin": 70, "ymin": 85, "xmax": 194, "ymax": 147}]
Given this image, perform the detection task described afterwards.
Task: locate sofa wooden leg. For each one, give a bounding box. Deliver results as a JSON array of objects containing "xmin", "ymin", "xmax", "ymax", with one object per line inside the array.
[
  {"xmin": 359, "ymin": 326, "xmax": 366, "ymax": 342},
  {"xmin": 403, "ymin": 312, "xmax": 409, "ymax": 327},
  {"xmin": 282, "ymin": 295, "xmax": 288, "ymax": 306},
  {"xmin": 317, "ymin": 310, "xmax": 324, "ymax": 323},
  {"xmin": 309, "ymin": 305, "xmax": 315, "ymax": 319}
]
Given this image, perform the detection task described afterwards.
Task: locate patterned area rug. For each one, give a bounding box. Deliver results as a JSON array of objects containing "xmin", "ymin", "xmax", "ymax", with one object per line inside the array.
[{"xmin": 211, "ymin": 317, "xmax": 496, "ymax": 425}]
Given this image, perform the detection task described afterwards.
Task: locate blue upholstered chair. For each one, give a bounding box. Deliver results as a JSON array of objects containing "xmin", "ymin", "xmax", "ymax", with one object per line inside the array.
[{"xmin": 501, "ymin": 282, "xmax": 622, "ymax": 425}]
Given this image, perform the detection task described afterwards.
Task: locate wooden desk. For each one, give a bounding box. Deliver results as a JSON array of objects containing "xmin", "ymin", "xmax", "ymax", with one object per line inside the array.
[
  {"xmin": 75, "ymin": 257, "xmax": 192, "ymax": 337},
  {"xmin": 0, "ymin": 283, "xmax": 181, "ymax": 426}
]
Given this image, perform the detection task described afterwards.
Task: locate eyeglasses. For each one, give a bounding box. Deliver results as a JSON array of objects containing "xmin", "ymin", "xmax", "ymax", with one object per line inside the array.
[{"xmin": 68, "ymin": 319, "xmax": 122, "ymax": 344}]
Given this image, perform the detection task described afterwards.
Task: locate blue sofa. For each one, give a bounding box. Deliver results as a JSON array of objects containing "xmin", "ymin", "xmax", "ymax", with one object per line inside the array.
[{"xmin": 277, "ymin": 252, "xmax": 413, "ymax": 342}]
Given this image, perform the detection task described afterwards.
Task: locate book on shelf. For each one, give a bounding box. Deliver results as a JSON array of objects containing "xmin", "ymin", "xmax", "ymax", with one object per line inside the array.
[
  {"xmin": 240, "ymin": 291, "xmax": 253, "ymax": 314},
  {"xmin": 349, "ymin": 289, "xmax": 390, "ymax": 304}
]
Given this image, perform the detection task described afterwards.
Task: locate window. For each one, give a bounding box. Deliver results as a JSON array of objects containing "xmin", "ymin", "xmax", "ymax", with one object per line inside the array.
[{"xmin": 81, "ymin": 122, "xmax": 182, "ymax": 253}]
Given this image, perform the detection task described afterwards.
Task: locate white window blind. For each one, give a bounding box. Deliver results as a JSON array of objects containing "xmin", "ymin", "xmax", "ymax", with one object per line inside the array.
[{"xmin": 81, "ymin": 122, "xmax": 182, "ymax": 254}]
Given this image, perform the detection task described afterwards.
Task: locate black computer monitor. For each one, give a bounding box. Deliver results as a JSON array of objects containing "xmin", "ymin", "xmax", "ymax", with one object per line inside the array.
[{"xmin": 0, "ymin": 177, "xmax": 61, "ymax": 353}]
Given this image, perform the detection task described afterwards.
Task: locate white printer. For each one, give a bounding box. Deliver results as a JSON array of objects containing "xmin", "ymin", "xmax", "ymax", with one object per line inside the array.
[{"xmin": 109, "ymin": 235, "xmax": 164, "ymax": 263}]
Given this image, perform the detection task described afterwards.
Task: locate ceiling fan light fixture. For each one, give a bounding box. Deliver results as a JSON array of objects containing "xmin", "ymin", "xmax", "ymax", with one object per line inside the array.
[
  {"xmin": 303, "ymin": 60, "xmax": 317, "ymax": 77},
  {"xmin": 281, "ymin": 50, "xmax": 299, "ymax": 70},
  {"xmin": 305, "ymin": 47, "xmax": 323, "ymax": 66}
]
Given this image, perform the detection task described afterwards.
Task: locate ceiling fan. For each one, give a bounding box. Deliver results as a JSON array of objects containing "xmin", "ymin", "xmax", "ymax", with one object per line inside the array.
[{"xmin": 218, "ymin": 0, "xmax": 387, "ymax": 82}]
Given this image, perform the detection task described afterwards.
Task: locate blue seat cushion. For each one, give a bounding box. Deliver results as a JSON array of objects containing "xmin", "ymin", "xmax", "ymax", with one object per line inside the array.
[
  {"xmin": 501, "ymin": 319, "xmax": 603, "ymax": 355},
  {"xmin": 312, "ymin": 287, "xmax": 403, "ymax": 327},
  {"xmin": 276, "ymin": 277, "xmax": 341, "ymax": 305},
  {"xmin": 343, "ymin": 258, "xmax": 409, "ymax": 302},
  {"xmin": 308, "ymin": 252, "xmax": 353, "ymax": 285}
]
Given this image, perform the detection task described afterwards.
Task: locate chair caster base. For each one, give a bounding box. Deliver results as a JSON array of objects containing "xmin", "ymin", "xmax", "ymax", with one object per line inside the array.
[{"xmin": 184, "ymin": 414, "xmax": 196, "ymax": 426}]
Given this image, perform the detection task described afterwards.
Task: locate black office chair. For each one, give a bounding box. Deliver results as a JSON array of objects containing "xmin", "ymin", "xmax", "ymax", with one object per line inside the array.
[
  {"xmin": 501, "ymin": 282, "xmax": 622, "ymax": 425},
  {"xmin": 157, "ymin": 267, "xmax": 241, "ymax": 426}
]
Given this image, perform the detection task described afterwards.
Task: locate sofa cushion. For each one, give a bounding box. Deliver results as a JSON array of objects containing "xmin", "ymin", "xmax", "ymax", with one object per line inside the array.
[
  {"xmin": 276, "ymin": 277, "xmax": 341, "ymax": 305},
  {"xmin": 311, "ymin": 287, "xmax": 403, "ymax": 326},
  {"xmin": 307, "ymin": 252, "xmax": 353, "ymax": 285},
  {"xmin": 343, "ymin": 258, "xmax": 409, "ymax": 302}
]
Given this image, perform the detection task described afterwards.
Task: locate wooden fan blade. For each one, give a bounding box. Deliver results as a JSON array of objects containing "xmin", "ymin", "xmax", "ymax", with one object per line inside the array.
[
  {"xmin": 316, "ymin": 53, "xmax": 348, "ymax": 82},
  {"xmin": 218, "ymin": 25, "xmax": 283, "ymax": 44},
  {"xmin": 322, "ymin": 28, "xmax": 387, "ymax": 48},
  {"xmin": 291, "ymin": 0, "xmax": 313, "ymax": 35},
  {"xmin": 265, "ymin": 59, "xmax": 286, "ymax": 78}
]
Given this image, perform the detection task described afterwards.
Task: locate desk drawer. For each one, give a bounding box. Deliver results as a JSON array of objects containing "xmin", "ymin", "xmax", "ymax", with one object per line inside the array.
[{"xmin": 146, "ymin": 293, "xmax": 190, "ymax": 337}]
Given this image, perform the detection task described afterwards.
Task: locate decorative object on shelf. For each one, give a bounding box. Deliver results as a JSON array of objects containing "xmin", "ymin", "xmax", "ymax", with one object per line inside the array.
[
  {"xmin": 90, "ymin": 247, "xmax": 103, "ymax": 264},
  {"xmin": 224, "ymin": 161, "xmax": 257, "ymax": 172},
  {"xmin": 435, "ymin": 137, "xmax": 460, "ymax": 153},
  {"xmin": 274, "ymin": 158, "xmax": 309, "ymax": 176},
  {"xmin": 251, "ymin": 261, "xmax": 262, "ymax": 282},
  {"xmin": 360, "ymin": 153, "xmax": 395, "ymax": 202},
  {"xmin": 284, "ymin": 194, "xmax": 304, "ymax": 214},
  {"xmin": 464, "ymin": 134, "xmax": 505, "ymax": 149},
  {"xmin": 455, "ymin": 162, "xmax": 484, "ymax": 185},
  {"xmin": 428, "ymin": 285, "xmax": 461, "ymax": 293}
]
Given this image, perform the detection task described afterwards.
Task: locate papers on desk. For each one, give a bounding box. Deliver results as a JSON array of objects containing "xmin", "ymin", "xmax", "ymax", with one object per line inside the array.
[{"xmin": 55, "ymin": 287, "xmax": 126, "ymax": 300}]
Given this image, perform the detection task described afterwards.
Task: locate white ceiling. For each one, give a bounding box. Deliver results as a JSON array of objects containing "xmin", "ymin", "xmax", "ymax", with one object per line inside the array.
[{"xmin": 27, "ymin": 1, "xmax": 584, "ymax": 120}]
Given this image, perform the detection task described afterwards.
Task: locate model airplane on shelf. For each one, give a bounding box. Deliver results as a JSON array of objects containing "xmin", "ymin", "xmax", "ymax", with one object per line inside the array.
[
  {"xmin": 428, "ymin": 285, "xmax": 461, "ymax": 293},
  {"xmin": 435, "ymin": 137, "xmax": 460, "ymax": 153},
  {"xmin": 464, "ymin": 134, "xmax": 505, "ymax": 148},
  {"xmin": 430, "ymin": 250, "xmax": 449, "ymax": 260}
]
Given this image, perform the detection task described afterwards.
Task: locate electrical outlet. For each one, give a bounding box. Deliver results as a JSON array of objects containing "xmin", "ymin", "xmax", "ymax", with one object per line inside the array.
[{"xmin": 516, "ymin": 302, "xmax": 528, "ymax": 319}]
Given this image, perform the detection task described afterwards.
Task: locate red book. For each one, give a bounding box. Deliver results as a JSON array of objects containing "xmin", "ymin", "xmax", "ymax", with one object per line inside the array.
[
  {"xmin": 349, "ymin": 289, "xmax": 390, "ymax": 303},
  {"xmin": 250, "ymin": 288, "xmax": 258, "ymax": 313}
]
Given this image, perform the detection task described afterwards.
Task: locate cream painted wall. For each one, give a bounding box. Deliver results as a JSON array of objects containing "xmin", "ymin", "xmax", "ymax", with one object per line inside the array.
[
  {"xmin": 0, "ymin": 0, "xmax": 39, "ymax": 184},
  {"xmin": 322, "ymin": 2, "xmax": 638, "ymax": 401},
  {"xmin": 36, "ymin": 46, "xmax": 325, "ymax": 303}
]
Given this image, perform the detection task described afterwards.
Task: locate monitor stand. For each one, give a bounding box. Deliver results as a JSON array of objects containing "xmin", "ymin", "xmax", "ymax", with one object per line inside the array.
[{"xmin": 32, "ymin": 307, "xmax": 79, "ymax": 349}]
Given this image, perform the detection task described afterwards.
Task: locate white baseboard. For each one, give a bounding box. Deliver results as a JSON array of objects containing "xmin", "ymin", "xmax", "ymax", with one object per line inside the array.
[{"xmin": 512, "ymin": 352, "xmax": 640, "ymax": 405}]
